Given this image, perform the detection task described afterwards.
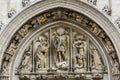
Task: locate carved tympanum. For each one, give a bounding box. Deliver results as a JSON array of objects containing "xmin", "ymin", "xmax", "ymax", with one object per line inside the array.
[{"xmin": 1, "ymin": 8, "xmax": 119, "ymax": 80}]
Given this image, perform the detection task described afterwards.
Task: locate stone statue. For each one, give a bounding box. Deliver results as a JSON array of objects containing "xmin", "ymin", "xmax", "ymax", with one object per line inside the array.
[
  {"xmin": 37, "ymin": 13, "xmax": 51, "ymax": 24},
  {"xmin": 18, "ymin": 24, "xmax": 32, "ymax": 37},
  {"xmin": 69, "ymin": 12, "xmax": 83, "ymax": 23},
  {"xmin": 36, "ymin": 36, "xmax": 49, "ymax": 68},
  {"xmin": 1, "ymin": 61, "xmax": 9, "ymax": 75},
  {"xmin": 14, "ymin": 33, "xmax": 22, "ymax": 44},
  {"xmin": 6, "ymin": 40, "xmax": 17, "ymax": 55},
  {"xmin": 90, "ymin": 46, "xmax": 103, "ymax": 71},
  {"xmin": 105, "ymin": 38, "xmax": 114, "ymax": 52},
  {"xmin": 90, "ymin": 23, "xmax": 101, "ymax": 35},
  {"xmin": 112, "ymin": 59, "xmax": 120, "ymax": 73},
  {"xmin": 73, "ymin": 37, "xmax": 87, "ymax": 69},
  {"xmin": 53, "ymin": 28, "xmax": 69, "ymax": 63},
  {"xmin": 17, "ymin": 46, "xmax": 32, "ymax": 72},
  {"xmin": 73, "ymin": 55, "xmax": 83, "ymax": 69},
  {"xmin": 1, "ymin": 54, "xmax": 11, "ymax": 75}
]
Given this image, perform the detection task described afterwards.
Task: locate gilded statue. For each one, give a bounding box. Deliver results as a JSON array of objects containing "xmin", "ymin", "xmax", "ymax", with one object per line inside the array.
[
  {"xmin": 36, "ymin": 36, "xmax": 49, "ymax": 68},
  {"xmin": 105, "ymin": 38, "xmax": 114, "ymax": 52},
  {"xmin": 31, "ymin": 19, "xmax": 39, "ymax": 28}
]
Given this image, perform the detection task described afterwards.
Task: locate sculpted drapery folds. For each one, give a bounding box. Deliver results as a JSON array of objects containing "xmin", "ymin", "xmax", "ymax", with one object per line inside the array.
[
  {"xmin": 17, "ymin": 46, "xmax": 32, "ymax": 73},
  {"xmin": 35, "ymin": 36, "xmax": 49, "ymax": 69},
  {"xmin": 52, "ymin": 28, "xmax": 69, "ymax": 70},
  {"xmin": 73, "ymin": 36, "xmax": 87, "ymax": 70},
  {"xmin": 52, "ymin": 28, "xmax": 69, "ymax": 63}
]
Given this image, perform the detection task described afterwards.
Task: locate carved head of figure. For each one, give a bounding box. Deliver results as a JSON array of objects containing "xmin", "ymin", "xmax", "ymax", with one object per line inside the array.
[
  {"xmin": 38, "ymin": 36, "xmax": 49, "ymax": 54},
  {"xmin": 56, "ymin": 27, "xmax": 65, "ymax": 36}
]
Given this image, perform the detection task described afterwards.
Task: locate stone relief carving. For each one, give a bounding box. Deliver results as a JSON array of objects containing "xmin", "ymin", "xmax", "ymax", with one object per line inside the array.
[
  {"xmin": 17, "ymin": 45, "xmax": 32, "ymax": 73},
  {"xmin": 37, "ymin": 13, "xmax": 51, "ymax": 24},
  {"xmin": 8, "ymin": 9, "xmax": 16, "ymax": 18},
  {"xmin": 89, "ymin": 22, "xmax": 101, "ymax": 35},
  {"xmin": 112, "ymin": 59, "xmax": 120, "ymax": 74},
  {"xmin": 35, "ymin": 36, "xmax": 49, "ymax": 69},
  {"xmin": 52, "ymin": 27, "xmax": 69, "ymax": 71},
  {"xmin": 89, "ymin": 44, "xmax": 103, "ymax": 71},
  {"xmin": 15, "ymin": 27, "xmax": 105, "ymax": 80},
  {"xmin": 6, "ymin": 40, "xmax": 17, "ymax": 55},
  {"xmin": 1, "ymin": 8, "xmax": 119, "ymax": 77},
  {"xmin": 102, "ymin": 5, "xmax": 112, "ymax": 15},
  {"xmin": 18, "ymin": 24, "xmax": 32, "ymax": 37},
  {"xmin": 73, "ymin": 35, "xmax": 87, "ymax": 71}
]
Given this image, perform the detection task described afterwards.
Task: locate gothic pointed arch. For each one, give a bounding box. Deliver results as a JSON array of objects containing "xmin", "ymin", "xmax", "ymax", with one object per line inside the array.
[{"xmin": 0, "ymin": 0, "xmax": 120, "ymax": 80}]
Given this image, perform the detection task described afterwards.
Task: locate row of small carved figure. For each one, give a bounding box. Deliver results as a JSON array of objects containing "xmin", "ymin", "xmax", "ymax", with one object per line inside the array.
[{"xmin": 18, "ymin": 74, "xmax": 102, "ymax": 80}]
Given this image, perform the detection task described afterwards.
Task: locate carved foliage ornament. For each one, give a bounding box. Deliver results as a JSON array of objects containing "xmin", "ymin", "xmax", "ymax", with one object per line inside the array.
[
  {"xmin": 102, "ymin": 5, "xmax": 112, "ymax": 16},
  {"xmin": 0, "ymin": 21, "xmax": 5, "ymax": 30},
  {"xmin": 87, "ymin": 0, "xmax": 97, "ymax": 5},
  {"xmin": 1, "ymin": 8, "xmax": 119, "ymax": 75},
  {"xmin": 8, "ymin": 9, "xmax": 16, "ymax": 18}
]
